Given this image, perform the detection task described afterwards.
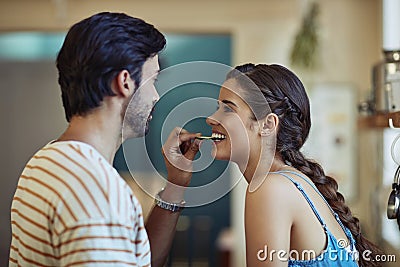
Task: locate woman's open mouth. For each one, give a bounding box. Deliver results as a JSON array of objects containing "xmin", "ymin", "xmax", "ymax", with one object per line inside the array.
[
  {"xmin": 195, "ymin": 132, "xmax": 227, "ymax": 142},
  {"xmin": 211, "ymin": 132, "xmax": 227, "ymax": 142}
]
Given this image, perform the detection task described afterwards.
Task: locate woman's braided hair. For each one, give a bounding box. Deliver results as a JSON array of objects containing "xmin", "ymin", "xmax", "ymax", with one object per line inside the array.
[{"xmin": 227, "ymin": 63, "xmax": 383, "ymax": 266}]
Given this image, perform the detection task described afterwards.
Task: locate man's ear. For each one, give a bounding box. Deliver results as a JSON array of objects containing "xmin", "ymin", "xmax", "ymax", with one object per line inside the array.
[
  {"xmin": 114, "ymin": 70, "xmax": 136, "ymax": 97},
  {"xmin": 260, "ymin": 113, "xmax": 279, "ymax": 136}
]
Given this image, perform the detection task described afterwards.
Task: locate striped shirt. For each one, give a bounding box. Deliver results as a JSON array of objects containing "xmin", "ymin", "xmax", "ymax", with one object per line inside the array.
[{"xmin": 9, "ymin": 141, "xmax": 151, "ymax": 266}]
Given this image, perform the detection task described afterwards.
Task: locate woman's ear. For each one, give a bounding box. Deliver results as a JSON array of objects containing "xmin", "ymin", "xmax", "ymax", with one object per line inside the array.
[
  {"xmin": 260, "ymin": 113, "xmax": 279, "ymax": 136},
  {"xmin": 113, "ymin": 70, "xmax": 136, "ymax": 97}
]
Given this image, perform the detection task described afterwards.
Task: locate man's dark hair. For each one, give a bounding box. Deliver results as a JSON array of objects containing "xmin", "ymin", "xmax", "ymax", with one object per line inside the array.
[{"xmin": 56, "ymin": 12, "xmax": 166, "ymax": 122}]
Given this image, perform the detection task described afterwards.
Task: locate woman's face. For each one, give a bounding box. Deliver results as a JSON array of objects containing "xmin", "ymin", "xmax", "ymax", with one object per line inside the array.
[{"xmin": 206, "ymin": 79, "xmax": 260, "ymax": 164}]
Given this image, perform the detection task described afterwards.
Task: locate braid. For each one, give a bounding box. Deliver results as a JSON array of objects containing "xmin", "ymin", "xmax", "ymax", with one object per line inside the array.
[
  {"xmin": 278, "ymin": 94, "xmax": 383, "ymax": 267},
  {"xmin": 282, "ymin": 149, "xmax": 383, "ymax": 266}
]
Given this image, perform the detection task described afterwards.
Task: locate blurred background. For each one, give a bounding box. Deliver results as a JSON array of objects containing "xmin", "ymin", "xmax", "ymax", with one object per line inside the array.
[{"xmin": 1, "ymin": 0, "xmax": 400, "ymax": 266}]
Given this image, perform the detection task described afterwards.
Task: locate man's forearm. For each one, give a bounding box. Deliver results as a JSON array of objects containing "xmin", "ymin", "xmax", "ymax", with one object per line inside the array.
[
  {"xmin": 146, "ymin": 205, "xmax": 180, "ymax": 267},
  {"xmin": 145, "ymin": 185, "xmax": 185, "ymax": 267}
]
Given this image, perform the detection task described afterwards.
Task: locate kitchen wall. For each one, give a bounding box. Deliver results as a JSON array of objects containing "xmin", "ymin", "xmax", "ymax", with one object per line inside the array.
[
  {"xmin": 0, "ymin": 61, "xmax": 67, "ymax": 267},
  {"xmin": 0, "ymin": 0, "xmax": 386, "ymax": 266}
]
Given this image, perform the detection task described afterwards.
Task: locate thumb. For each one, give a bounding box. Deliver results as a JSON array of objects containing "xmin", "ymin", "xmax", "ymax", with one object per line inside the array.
[{"xmin": 183, "ymin": 139, "xmax": 200, "ymax": 160}]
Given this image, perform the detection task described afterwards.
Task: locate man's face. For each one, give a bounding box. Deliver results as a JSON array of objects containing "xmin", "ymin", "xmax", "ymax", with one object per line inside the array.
[{"xmin": 123, "ymin": 55, "xmax": 160, "ymax": 139}]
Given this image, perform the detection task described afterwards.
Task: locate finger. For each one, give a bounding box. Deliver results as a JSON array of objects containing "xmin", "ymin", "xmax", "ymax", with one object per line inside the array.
[
  {"xmin": 179, "ymin": 132, "xmax": 201, "ymax": 143},
  {"xmin": 171, "ymin": 127, "xmax": 183, "ymax": 137},
  {"xmin": 184, "ymin": 139, "xmax": 200, "ymax": 160},
  {"xmin": 179, "ymin": 140, "xmax": 191, "ymax": 154},
  {"xmin": 163, "ymin": 127, "xmax": 184, "ymax": 152},
  {"xmin": 178, "ymin": 132, "xmax": 201, "ymax": 154}
]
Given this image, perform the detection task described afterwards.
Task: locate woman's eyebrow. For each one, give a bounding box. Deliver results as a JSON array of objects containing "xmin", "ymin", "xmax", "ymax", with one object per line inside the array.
[{"xmin": 220, "ymin": 99, "xmax": 238, "ymax": 107}]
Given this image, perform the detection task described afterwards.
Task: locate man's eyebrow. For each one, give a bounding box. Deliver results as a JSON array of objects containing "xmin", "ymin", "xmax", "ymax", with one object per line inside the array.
[{"xmin": 221, "ymin": 99, "xmax": 238, "ymax": 107}]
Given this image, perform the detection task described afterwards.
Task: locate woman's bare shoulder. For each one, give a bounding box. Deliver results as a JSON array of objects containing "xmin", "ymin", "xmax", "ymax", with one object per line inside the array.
[
  {"xmin": 245, "ymin": 172, "xmax": 299, "ymax": 218},
  {"xmin": 246, "ymin": 172, "xmax": 298, "ymax": 200},
  {"xmin": 244, "ymin": 172, "xmax": 294, "ymax": 263}
]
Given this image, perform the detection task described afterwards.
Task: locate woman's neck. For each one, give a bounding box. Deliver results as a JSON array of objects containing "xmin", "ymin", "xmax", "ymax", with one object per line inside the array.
[{"xmin": 240, "ymin": 153, "xmax": 288, "ymax": 184}]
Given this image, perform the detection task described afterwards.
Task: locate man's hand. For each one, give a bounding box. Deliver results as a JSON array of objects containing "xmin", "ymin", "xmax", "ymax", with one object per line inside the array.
[
  {"xmin": 147, "ymin": 128, "xmax": 201, "ymax": 267},
  {"xmin": 162, "ymin": 127, "xmax": 201, "ymax": 188}
]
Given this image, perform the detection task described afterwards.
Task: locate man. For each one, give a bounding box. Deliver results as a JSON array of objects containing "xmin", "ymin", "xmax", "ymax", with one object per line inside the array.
[{"xmin": 9, "ymin": 12, "xmax": 200, "ymax": 266}]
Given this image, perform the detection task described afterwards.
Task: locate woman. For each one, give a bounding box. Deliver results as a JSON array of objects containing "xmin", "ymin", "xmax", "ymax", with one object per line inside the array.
[{"xmin": 206, "ymin": 64, "xmax": 382, "ymax": 266}]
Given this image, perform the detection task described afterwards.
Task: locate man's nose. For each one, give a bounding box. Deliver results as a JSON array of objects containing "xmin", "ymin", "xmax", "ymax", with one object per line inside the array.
[{"xmin": 153, "ymin": 91, "xmax": 160, "ymax": 103}]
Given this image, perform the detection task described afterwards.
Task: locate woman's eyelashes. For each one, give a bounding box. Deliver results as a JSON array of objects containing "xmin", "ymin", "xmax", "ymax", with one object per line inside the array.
[
  {"xmin": 223, "ymin": 104, "xmax": 233, "ymax": 112},
  {"xmin": 216, "ymin": 101, "xmax": 234, "ymax": 113}
]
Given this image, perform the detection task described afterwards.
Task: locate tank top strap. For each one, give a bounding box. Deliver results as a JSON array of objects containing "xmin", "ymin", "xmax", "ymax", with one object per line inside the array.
[
  {"xmin": 275, "ymin": 170, "xmax": 351, "ymax": 237},
  {"xmin": 273, "ymin": 171, "xmax": 328, "ymax": 230},
  {"xmin": 276, "ymin": 170, "xmax": 337, "ymax": 214}
]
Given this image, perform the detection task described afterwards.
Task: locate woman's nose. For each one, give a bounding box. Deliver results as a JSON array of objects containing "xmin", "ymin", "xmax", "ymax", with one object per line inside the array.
[{"xmin": 206, "ymin": 114, "xmax": 219, "ymax": 126}]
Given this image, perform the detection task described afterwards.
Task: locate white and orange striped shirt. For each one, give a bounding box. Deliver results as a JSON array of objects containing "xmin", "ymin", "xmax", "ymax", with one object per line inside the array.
[{"xmin": 9, "ymin": 141, "xmax": 150, "ymax": 266}]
